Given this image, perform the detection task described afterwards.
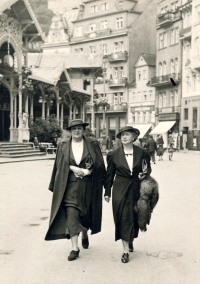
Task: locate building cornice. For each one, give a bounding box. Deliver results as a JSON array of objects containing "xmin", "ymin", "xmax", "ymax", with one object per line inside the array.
[{"xmin": 72, "ymin": 9, "xmax": 141, "ymax": 23}]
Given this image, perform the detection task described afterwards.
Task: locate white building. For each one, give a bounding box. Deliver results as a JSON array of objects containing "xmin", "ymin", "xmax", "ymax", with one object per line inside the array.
[{"xmin": 128, "ymin": 53, "xmax": 156, "ymax": 143}]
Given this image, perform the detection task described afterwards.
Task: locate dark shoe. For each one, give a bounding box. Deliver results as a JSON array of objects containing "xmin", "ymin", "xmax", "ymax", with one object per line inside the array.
[
  {"xmin": 129, "ymin": 242, "xmax": 134, "ymax": 252},
  {"xmin": 68, "ymin": 249, "xmax": 80, "ymax": 261},
  {"xmin": 121, "ymin": 253, "xmax": 129, "ymax": 263},
  {"xmin": 82, "ymin": 237, "xmax": 89, "ymax": 249}
]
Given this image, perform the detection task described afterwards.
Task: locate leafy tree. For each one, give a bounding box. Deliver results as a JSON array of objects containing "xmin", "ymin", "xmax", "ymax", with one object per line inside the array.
[{"xmin": 29, "ymin": 115, "xmax": 63, "ymax": 142}]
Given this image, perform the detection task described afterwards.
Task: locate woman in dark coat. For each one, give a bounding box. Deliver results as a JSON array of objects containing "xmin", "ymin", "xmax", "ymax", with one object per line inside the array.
[
  {"xmin": 104, "ymin": 126, "xmax": 151, "ymax": 263},
  {"xmin": 45, "ymin": 119, "xmax": 106, "ymax": 261}
]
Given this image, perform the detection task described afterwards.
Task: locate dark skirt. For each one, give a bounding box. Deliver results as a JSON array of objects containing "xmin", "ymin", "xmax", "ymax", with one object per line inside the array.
[
  {"xmin": 116, "ymin": 183, "xmax": 139, "ymax": 242},
  {"xmin": 156, "ymin": 145, "xmax": 164, "ymax": 156},
  {"xmin": 63, "ymin": 177, "xmax": 92, "ymax": 239}
]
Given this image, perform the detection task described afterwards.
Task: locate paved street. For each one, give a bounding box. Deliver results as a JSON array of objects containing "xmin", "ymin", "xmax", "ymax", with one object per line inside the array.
[{"xmin": 0, "ymin": 152, "xmax": 200, "ymax": 284}]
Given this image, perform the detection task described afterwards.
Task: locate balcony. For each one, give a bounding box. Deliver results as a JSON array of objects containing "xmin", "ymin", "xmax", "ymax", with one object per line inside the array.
[
  {"xmin": 85, "ymin": 29, "xmax": 111, "ymax": 39},
  {"xmin": 156, "ymin": 11, "xmax": 181, "ymax": 28},
  {"xmin": 150, "ymin": 73, "xmax": 181, "ymax": 87},
  {"xmin": 179, "ymin": 26, "xmax": 191, "ymax": 39},
  {"xmin": 109, "ymin": 77, "xmax": 127, "ymax": 88},
  {"xmin": 108, "ymin": 51, "xmax": 128, "ymax": 63},
  {"xmin": 156, "ymin": 106, "xmax": 180, "ymax": 115},
  {"xmin": 96, "ymin": 104, "xmax": 127, "ymax": 112},
  {"xmin": 178, "ymin": 0, "xmax": 192, "ymax": 12}
]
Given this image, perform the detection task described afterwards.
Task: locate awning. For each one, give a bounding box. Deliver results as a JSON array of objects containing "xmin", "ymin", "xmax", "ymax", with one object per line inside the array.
[
  {"xmin": 150, "ymin": 121, "xmax": 176, "ymax": 135},
  {"xmin": 127, "ymin": 124, "xmax": 152, "ymax": 138}
]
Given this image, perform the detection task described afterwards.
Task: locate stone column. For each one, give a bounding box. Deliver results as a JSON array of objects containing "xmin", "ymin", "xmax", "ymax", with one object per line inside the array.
[
  {"xmin": 46, "ymin": 102, "xmax": 50, "ymax": 119},
  {"xmin": 42, "ymin": 98, "xmax": 45, "ymax": 120},
  {"xmin": 18, "ymin": 73, "xmax": 23, "ymax": 143},
  {"xmin": 30, "ymin": 97, "xmax": 34, "ymax": 123},
  {"xmin": 9, "ymin": 93, "xmax": 14, "ymax": 142},
  {"xmin": 14, "ymin": 95, "xmax": 17, "ymax": 128}
]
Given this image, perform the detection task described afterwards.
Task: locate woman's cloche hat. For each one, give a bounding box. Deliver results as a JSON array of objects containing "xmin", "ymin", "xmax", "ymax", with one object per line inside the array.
[
  {"xmin": 66, "ymin": 119, "xmax": 89, "ymax": 130},
  {"xmin": 116, "ymin": 126, "xmax": 140, "ymax": 139}
]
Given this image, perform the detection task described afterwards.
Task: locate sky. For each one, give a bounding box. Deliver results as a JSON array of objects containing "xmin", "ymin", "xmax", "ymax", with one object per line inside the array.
[{"xmin": 48, "ymin": 0, "xmax": 82, "ymax": 12}]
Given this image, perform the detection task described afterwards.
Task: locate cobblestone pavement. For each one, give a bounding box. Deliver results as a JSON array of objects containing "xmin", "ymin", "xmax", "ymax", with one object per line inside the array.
[{"xmin": 0, "ymin": 152, "xmax": 199, "ymax": 284}]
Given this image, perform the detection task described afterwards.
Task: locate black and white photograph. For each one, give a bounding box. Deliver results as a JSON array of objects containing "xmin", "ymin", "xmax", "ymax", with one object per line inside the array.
[{"xmin": 0, "ymin": 0, "xmax": 199, "ymax": 283}]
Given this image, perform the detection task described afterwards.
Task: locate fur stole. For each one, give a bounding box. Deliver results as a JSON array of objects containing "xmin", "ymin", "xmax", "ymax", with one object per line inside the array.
[{"xmin": 135, "ymin": 160, "xmax": 159, "ymax": 232}]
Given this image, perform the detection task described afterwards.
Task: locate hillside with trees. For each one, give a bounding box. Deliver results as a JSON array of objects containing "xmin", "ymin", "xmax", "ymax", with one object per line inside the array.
[{"xmin": 29, "ymin": 0, "xmax": 54, "ymax": 35}]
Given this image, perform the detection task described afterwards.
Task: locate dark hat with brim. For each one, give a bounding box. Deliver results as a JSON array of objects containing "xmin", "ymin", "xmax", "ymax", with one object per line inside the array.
[
  {"xmin": 66, "ymin": 119, "xmax": 89, "ymax": 130},
  {"xmin": 116, "ymin": 126, "xmax": 140, "ymax": 139}
]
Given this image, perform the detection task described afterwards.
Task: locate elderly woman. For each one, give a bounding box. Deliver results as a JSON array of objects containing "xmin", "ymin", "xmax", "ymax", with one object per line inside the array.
[
  {"xmin": 104, "ymin": 126, "xmax": 151, "ymax": 263},
  {"xmin": 45, "ymin": 119, "xmax": 106, "ymax": 261}
]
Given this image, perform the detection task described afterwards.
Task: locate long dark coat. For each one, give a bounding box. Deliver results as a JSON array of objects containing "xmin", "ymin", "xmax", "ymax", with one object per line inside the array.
[
  {"xmin": 45, "ymin": 136, "xmax": 106, "ymax": 241},
  {"xmin": 104, "ymin": 145, "xmax": 151, "ymax": 241}
]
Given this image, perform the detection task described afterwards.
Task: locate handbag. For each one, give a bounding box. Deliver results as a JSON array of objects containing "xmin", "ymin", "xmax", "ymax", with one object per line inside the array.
[{"xmin": 136, "ymin": 159, "xmax": 159, "ymax": 231}]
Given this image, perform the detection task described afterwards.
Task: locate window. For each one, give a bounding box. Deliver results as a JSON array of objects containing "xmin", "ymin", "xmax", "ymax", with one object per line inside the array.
[
  {"xmin": 193, "ymin": 108, "xmax": 198, "ymax": 128},
  {"xmin": 102, "ymin": 44, "xmax": 107, "ymax": 55},
  {"xmin": 170, "ymin": 59, "xmax": 175, "ymax": 74},
  {"xmin": 171, "ymin": 2, "xmax": 175, "ymax": 11},
  {"xmin": 138, "ymin": 71, "xmax": 141, "ymax": 80},
  {"xmin": 119, "ymin": 41, "xmax": 124, "ymax": 51},
  {"xmin": 171, "ymin": 29, "xmax": 175, "ymax": 45},
  {"xmin": 114, "ymin": 42, "xmax": 119, "ymax": 53},
  {"xmin": 175, "ymin": 28, "xmax": 179, "ymax": 43},
  {"xmin": 76, "ymin": 26, "xmax": 83, "ymax": 37},
  {"xmin": 159, "ymin": 62, "xmax": 162, "ymax": 76},
  {"xmin": 132, "ymin": 92, "xmax": 136, "ymax": 102},
  {"xmin": 143, "ymin": 70, "xmax": 147, "ymax": 80},
  {"xmin": 75, "ymin": 48, "xmax": 83, "ymax": 53},
  {"xmin": 175, "ymin": 90, "xmax": 178, "ymax": 106},
  {"xmin": 101, "ymin": 2, "xmax": 109, "ymax": 11},
  {"xmin": 116, "ymin": 17, "xmax": 123, "ymax": 29},
  {"xmin": 170, "ymin": 91, "xmax": 174, "ymax": 106},
  {"xmin": 163, "ymin": 61, "xmax": 167, "ymax": 75},
  {"xmin": 193, "ymin": 75, "xmax": 196, "ymax": 91},
  {"xmin": 90, "ymin": 46, "xmax": 96, "ymax": 53},
  {"xmin": 91, "ymin": 5, "xmax": 98, "ymax": 13},
  {"xmin": 196, "ymin": 5, "xmax": 200, "ymax": 22},
  {"xmin": 163, "ymin": 93, "xmax": 166, "ymax": 107},
  {"xmin": 119, "ymin": 67, "xmax": 124, "ymax": 78},
  {"xmin": 164, "ymin": 32, "xmax": 167, "ymax": 47},
  {"xmin": 119, "ymin": 93, "xmax": 124, "ymax": 103},
  {"xmin": 100, "ymin": 20, "xmax": 108, "ymax": 30},
  {"xmin": 175, "ymin": 58, "xmax": 178, "ymax": 73},
  {"xmin": 143, "ymin": 92, "xmax": 147, "ymax": 101},
  {"xmin": 114, "ymin": 67, "xmax": 118, "ymax": 78},
  {"xmin": 89, "ymin": 23, "xmax": 96, "ymax": 32},
  {"xmin": 114, "ymin": 93, "xmax": 118, "ymax": 104},
  {"xmin": 195, "ymin": 37, "xmax": 200, "ymax": 58},
  {"xmin": 184, "ymin": 108, "xmax": 188, "ymax": 120},
  {"xmin": 159, "ymin": 94, "xmax": 162, "ymax": 108},
  {"xmin": 186, "ymin": 76, "xmax": 191, "ymax": 92},
  {"xmin": 159, "ymin": 33, "xmax": 164, "ymax": 49}
]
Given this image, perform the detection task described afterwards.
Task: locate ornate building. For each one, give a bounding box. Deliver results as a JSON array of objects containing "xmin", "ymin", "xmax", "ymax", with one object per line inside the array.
[{"xmin": 0, "ymin": 0, "xmax": 44, "ymax": 142}]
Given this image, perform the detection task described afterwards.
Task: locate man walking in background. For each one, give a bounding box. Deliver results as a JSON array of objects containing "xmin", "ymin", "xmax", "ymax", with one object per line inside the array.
[{"xmin": 144, "ymin": 135, "xmax": 157, "ymax": 164}]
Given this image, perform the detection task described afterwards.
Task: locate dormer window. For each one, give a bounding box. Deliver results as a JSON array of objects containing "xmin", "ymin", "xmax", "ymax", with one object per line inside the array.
[
  {"xmin": 116, "ymin": 17, "xmax": 123, "ymax": 29},
  {"xmin": 101, "ymin": 3, "xmax": 109, "ymax": 11},
  {"xmin": 89, "ymin": 23, "xmax": 96, "ymax": 32},
  {"xmin": 91, "ymin": 5, "xmax": 98, "ymax": 13}
]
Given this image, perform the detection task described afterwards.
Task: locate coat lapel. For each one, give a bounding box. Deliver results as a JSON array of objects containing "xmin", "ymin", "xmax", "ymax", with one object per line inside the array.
[
  {"xmin": 83, "ymin": 137, "xmax": 96, "ymax": 164},
  {"xmin": 133, "ymin": 145, "xmax": 143, "ymax": 169},
  {"xmin": 118, "ymin": 146, "xmax": 130, "ymax": 172},
  {"xmin": 62, "ymin": 138, "xmax": 71, "ymax": 165}
]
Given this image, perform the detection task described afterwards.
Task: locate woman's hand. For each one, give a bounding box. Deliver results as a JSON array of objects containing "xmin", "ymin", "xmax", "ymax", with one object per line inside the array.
[
  {"xmin": 104, "ymin": 196, "xmax": 110, "ymax": 203},
  {"xmin": 138, "ymin": 173, "xmax": 146, "ymax": 180}
]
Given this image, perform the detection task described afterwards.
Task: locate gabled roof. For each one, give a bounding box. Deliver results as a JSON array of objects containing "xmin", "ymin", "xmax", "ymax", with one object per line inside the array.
[
  {"xmin": 134, "ymin": 53, "xmax": 156, "ymax": 68},
  {"xmin": 0, "ymin": 0, "xmax": 45, "ymax": 42}
]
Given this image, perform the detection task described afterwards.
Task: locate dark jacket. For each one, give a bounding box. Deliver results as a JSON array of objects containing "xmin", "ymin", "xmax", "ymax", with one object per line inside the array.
[
  {"xmin": 45, "ymin": 136, "xmax": 106, "ymax": 241},
  {"xmin": 145, "ymin": 138, "xmax": 157, "ymax": 152},
  {"xmin": 104, "ymin": 145, "xmax": 151, "ymax": 240}
]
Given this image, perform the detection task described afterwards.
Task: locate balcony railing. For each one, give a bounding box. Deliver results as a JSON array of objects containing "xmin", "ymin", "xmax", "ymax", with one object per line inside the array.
[
  {"xmin": 156, "ymin": 11, "xmax": 181, "ymax": 27},
  {"xmin": 179, "ymin": 26, "xmax": 192, "ymax": 38},
  {"xmin": 150, "ymin": 73, "xmax": 181, "ymax": 86},
  {"xmin": 108, "ymin": 51, "xmax": 128, "ymax": 62},
  {"xmin": 84, "ymin": 29, "xmax": 112, "ymax": 39},
  {"xmin": 109, "ymin": 77, "xmax": 127, "ymax": 87},
  {"xmin": 96, "ymin": 104, "xmax": 127, "ymax": 112}
]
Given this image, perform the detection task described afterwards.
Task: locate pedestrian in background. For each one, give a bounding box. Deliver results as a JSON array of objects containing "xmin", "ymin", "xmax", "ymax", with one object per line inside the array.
[
  {"xmin": 156, "ymin": 135, "xmax": 164, "ymax": 161},
  {"xmin": 104, "ymin": 126, "xmax": 151, "ymax": 263},
  {"xmin": 45, "ymin": 119, "xmax": 106, "ymax": 261},
  {"xmin": 144, "ymin": 135, "xmax": 157, "ymax": 164},
  {"xmin": 168, "ymin": 134, "xmax": 174, "ymax": 161}
]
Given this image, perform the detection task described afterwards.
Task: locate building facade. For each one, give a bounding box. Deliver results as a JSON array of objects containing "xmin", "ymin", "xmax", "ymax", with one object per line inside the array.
[
  {"xmin": 180, "ymin": 0, "xmax": 200, "ymax": 150},
  {"xmin": 150, "ymin": 0, "xmax": 182, "ymax": 148},
  {"xmin": 128, "ymin": 53, "xmax": 156, "ymax": 145}
]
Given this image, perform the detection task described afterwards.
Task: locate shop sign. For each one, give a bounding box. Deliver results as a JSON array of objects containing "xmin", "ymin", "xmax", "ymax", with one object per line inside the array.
[{"xmin": 159, "ymin": 113, "xmax": 180, "ymax": 121}]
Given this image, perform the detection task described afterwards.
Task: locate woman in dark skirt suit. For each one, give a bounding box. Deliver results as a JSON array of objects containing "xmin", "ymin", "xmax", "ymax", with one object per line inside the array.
[
  {"xmin": 45, "ymin": 120, "xmax": 105, "ymax": 261},
  {"xmin": 104, "ymin": 126, "xmax": 151, "ymax": 263}
]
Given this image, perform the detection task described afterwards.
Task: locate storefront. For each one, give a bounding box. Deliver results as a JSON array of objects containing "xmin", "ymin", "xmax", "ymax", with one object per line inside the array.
[{"xmin": 150, "ymin": 113, "xmax": 180, "ymax": 148}]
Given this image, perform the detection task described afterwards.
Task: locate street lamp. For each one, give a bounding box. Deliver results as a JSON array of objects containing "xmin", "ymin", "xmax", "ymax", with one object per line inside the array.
[{"xmin": 101, "ymin": 55, "xmax": 108, "ymax": 153}]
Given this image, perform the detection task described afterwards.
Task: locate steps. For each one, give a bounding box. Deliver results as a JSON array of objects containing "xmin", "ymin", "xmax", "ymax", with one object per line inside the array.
[{"xmin": 0, "ymin": 142, "xmax": 46, "ymax": 158}]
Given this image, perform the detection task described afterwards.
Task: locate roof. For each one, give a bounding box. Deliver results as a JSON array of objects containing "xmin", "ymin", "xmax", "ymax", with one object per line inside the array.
[
  {"xmin": 28, "ymin": 53, "xmax": 102, "ymax": 69},
  {"xmin": 140, "ymin": 53, "xmax": 156, "ymax": 66},
  {"xmin": 0, "ymin": 0, "xmax": 45, "ymax": 42}
]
